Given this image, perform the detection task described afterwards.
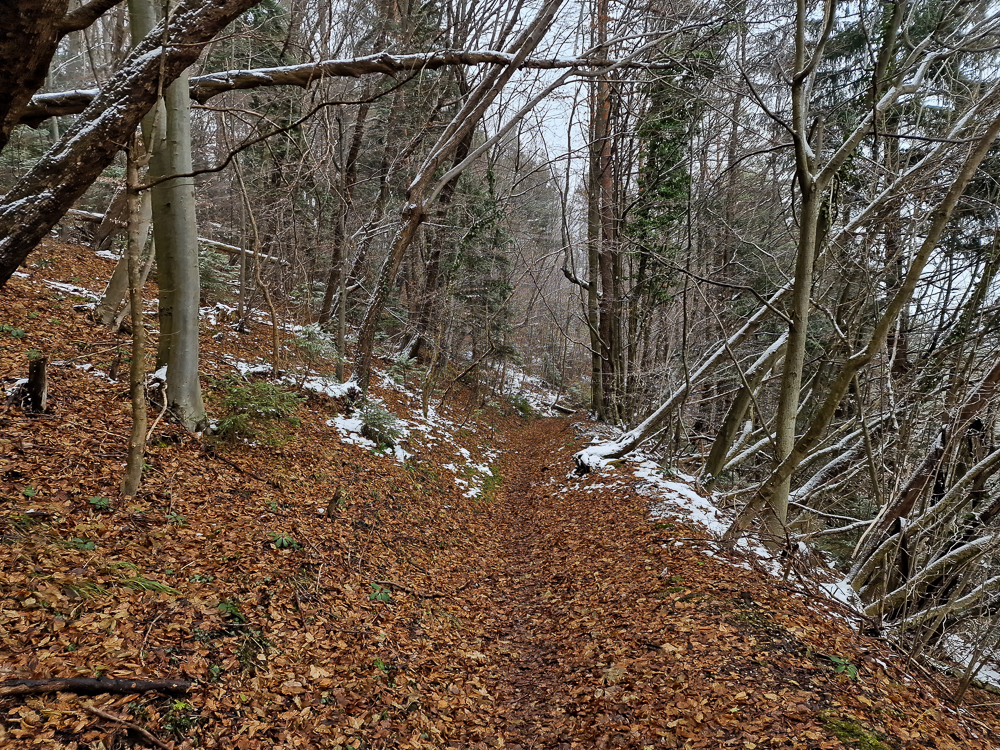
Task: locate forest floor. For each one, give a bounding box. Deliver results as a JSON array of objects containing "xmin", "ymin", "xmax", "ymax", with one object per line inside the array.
[{"xmin": 4, "ymin": 239, "xmax": 1000, "ymax": 749}]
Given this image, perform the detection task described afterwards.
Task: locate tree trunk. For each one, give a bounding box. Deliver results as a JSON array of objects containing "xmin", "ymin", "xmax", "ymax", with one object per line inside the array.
[
  {"xmin": 94, "ymin": 188, "xmax": 152, "ymax": 326},
  {"xmin": 770, "ymin": 185, "xmax": 822, "ymax": 533},
  {"xmin": 131, "ymin": 0, "xmax": 206, "ymax": 431},
  {"xmin": 0, "ymin": 0, "xmax": 261, "ymax": 288},
  {"xmin": 121, "ymin": 137, "xmax": 148, "ymax": 497},
  {"xmin": 703, "ymin": 334, "xmax": 787, "ymax": 489},
  {"xmin": 353, "ymin": 208, "xmax": 424, "ymax": 390},
  {"xmin": 26, "ymin": 357, "xmax": 48, "ymax": 412},
  {"xmin": 92, "ymin": 187, "xmax": 127, "ymax": 253},
  {"xmin": 0, "ymin": 0, "xmax": 68, "ymax": 153},
  {"xmin": 153, "ymin": 69, "xmax": 206, "ymax": 431},
  {"xmin": 408, "ymin": 127, "xmax": 473, "ymax": 363},
  {"xmin": 318, "ymin": 100, "xmax": 369, "ymax": 325},
  {"xmin": 587, "ymin": 117, "xmax": 603, "ymax": 416}
]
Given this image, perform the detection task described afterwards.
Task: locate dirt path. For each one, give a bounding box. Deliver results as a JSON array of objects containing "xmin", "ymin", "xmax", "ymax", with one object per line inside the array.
[
  {"xmin": 444, "ymin": 417, "xmax": 1000, "ymax": 750},
  {"xmin": 463, "ymin": 416, "xmax": 718, "ymax": 748}
]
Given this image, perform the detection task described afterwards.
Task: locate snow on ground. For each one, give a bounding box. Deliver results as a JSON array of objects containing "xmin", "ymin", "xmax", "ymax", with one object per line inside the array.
[
  {"xmin": 12, "ymin": 263, "xmax": 101, "ymax": 302},
  {"xmin": 71, "ymin": 362, "xmax": 116, "ymax": 383},
  {"xmin": 501, "ymin": 369, "xmax": 565, "ymax": 416},
  {"xmin": 326, "ymin": 412, "xmax": 410, "ymax": 463},
  {"xmin": 567, "ymin": 421, "xmax": 868, "ymax": 623},
  {"xmin": 44, "ymin": 280, "xmax": 98, "ymax": 299},
  {"xmin": 199, "ymin": 301, "xmax": 312, "ymax": 335},
  {"xmin": 222, "ymin": 352, "xmax": 501, "ymax": 495}
]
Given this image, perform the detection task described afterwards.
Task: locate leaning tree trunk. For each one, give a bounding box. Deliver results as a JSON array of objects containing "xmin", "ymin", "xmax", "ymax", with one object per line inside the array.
[
  {"xmin": 0, "ymin": 0, "xmax": 261, "ymax": 288},
  {"xmin": 407, "ymin": 127, "xmax": 473, "ymax": 363},
  {"xmin": 573, "ymin": 283, "xmax": 791, "ymax": 472},
  {"xmin": 703, "ymin": 333, "xmax": 787, "ymax": 489}
]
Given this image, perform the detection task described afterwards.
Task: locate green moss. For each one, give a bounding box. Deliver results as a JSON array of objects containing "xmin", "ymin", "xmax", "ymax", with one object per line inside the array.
[
  {"xmin": 820, "ymin": 712, "xmax": 892, "ymax": 750},
  {"xmin": 481, "ymin": 469, "xmax": 502, "ymax": 502}
]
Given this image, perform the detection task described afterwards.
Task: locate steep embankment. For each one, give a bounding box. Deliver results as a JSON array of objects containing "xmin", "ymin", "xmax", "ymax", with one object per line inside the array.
[{"xmin": 2, "ymin": 239, "xmax": 1000, "ymax": 749}]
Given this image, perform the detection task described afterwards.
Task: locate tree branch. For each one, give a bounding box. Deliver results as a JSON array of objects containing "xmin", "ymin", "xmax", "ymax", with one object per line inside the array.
[
  {"xmin": 84, "ymin": 705, "xmax": 171, "ymax": 750},
  {"xmin": 0, "ymin": 677, "xmax": 192, "ymax": 697},
  {"xmin": 58, "ymin": 0, "xmax": 126, "ymax": 36},
  {"xmin": 19, "ymin": 51, "xmax": 683, "ymax": 127}
]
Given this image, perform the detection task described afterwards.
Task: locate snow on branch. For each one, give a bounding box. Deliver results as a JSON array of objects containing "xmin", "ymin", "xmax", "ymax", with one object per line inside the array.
[
  {"xmin": 58, "ymin": 0, "xmax": 126, "ymax": 35},
  {"xmin": 872, "ymin": 534, "xmax": 1000, "ymax": 617},
  {"xmin": 19, "ymin": 51, "xmax": 681, "ymax": 127},
  {"xmin": 573, "ymin": 284, "xmax": 792, "ymax": 473},
  {"xmin": 896, "ymin": 575, "xmax": 1000, "ymax": 632}
]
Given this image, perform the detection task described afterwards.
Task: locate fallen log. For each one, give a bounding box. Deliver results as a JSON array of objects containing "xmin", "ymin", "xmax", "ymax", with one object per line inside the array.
[
  {"xmin": 64, "ymin": 211, "xmax": 288, "ymax": 266},
  {"xmin": 550, "ymin": 402, "xmax": 576, "ymax": 415},
  {"xmin": 0, "ymin": 677, "xmax": 193, "ymax": 697}
]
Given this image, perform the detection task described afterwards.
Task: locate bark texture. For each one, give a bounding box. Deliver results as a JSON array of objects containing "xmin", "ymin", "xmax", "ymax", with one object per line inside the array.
[
  {"xmin": 0, "ymin": 0, "xmax": 261, "ymax": 288},
  {"xmin": 0, "ymin": 0, "xmax": 68, "ymax": 152}
]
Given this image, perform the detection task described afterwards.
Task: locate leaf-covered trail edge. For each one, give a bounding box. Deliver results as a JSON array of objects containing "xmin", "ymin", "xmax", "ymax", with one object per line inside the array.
[
  {"xmin": 446, "ymin": 418, "xmax": 1000, "ymax": 749},
  {"xmin": 2, "ymin": 240, "xmax": 1000, "ymax": 749}
]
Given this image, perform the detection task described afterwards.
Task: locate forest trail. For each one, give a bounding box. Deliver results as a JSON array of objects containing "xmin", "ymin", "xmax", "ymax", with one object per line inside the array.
[
  {"xmin": 443, "ymin": 418, "xmax": 1000, "ymax": 749},
  {"xmin": 3, "ymin": 243, "xmax": 1000, "ymax": 749}
]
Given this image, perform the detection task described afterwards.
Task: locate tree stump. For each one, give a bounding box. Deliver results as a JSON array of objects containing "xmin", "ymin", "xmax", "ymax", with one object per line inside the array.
[{"xmin": 5, "ymin": 356, "xmax": 47, "ymax": 412}]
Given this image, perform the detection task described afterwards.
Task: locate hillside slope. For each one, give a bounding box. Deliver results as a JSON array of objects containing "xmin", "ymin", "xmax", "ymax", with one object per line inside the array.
[{"xmin": 2, "ymin": 240, "xmax": 1000, "ymax": 749}]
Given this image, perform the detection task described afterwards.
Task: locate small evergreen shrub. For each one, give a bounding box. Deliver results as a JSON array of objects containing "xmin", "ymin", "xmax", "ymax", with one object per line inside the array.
[
  {"xmin": 293, "ymin": 323, "xmax": 340, "ymax": 374},
  {"xmin": 213, "ymin": 375, "xmax": 304, "ymax": 445},
  {"xmin": 199, "ymin": 247, "xmax": 237, "ymax": 303},
  {"xmin": 359, "ymin": 401, "xmax": 402, "ymax": 448},
  {"xmin": 389, "ymin": 354, "xmax": 416, "ymax": 384},
  {"xmin": 510, "ymin": 394, "xmax": 534, "ymax": 419}
]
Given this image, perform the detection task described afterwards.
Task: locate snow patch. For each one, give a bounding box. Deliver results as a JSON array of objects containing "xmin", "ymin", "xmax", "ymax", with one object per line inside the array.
[
  {"xmin": 327, "ymin": 413, "xmax": 410, "ymax": 463},
  {"xmin": 45, "ymin": 280, "xmax": 98, "ymax": 299}
]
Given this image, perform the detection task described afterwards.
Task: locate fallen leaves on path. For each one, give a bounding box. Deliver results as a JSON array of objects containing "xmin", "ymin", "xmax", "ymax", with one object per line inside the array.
[{"xmin": 2, "ymin": 239, "xmax": 1000, "ymax": 749}]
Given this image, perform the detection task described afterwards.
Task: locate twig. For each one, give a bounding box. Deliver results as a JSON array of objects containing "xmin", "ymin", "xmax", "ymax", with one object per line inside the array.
[
  {"xmin": 85, "ymin": 704, "xmax": 172, "ymax": 750},
  {"xmin": 0, "ymin": 677, "xmax": 192, "ymax": 697},
  {"xmin": 145, "ymin": 396, "xmax": 169, "ymax": 442},
  {"xmin": 139, "ymin": 610, "xmax": 168, "ymax": 666},
  {"xmin": 372, "ymin": 579, "xmax": 448, "ymax": 599},
  {"xmin": 202, "ymin": 448, "xmax": 279, "ymax": 487}
]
